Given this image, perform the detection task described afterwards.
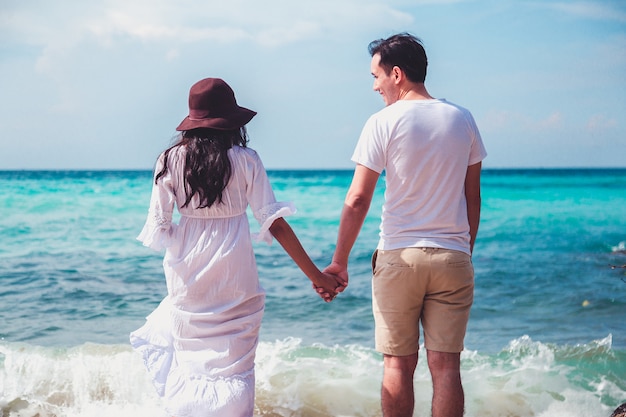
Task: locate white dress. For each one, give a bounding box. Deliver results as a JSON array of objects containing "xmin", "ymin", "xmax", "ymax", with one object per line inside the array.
[{"xmin": 130, "ymin": 145, "xmax": 294, "ymax": 417}]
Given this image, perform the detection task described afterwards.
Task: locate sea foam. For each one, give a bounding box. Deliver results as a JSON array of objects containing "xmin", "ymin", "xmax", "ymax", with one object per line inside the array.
[{"xmin": 1, "ymin": 336, "xmax": 621, "ymax": 417}]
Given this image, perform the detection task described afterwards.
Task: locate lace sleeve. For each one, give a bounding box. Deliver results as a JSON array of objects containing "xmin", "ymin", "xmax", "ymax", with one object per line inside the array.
[
  {"xmin": 137, "ymin": 154, "xmax": 177, "ymax": 251},
  {"xmin": 137, "ymin": 209, "xmax": 176, "ymax": 251},
  {"xmin": 252, "ymin": 201, "xmax": 296, "ymax": 245}
]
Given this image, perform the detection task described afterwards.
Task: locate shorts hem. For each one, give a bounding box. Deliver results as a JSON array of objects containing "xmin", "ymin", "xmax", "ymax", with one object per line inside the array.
[
  {"xmin": 375, "ymin": 344, "xmax": 420, "ymax": 357},
  {"xmin": 424, "ymin": 343, "xmax": 465, "ymax": 354}
]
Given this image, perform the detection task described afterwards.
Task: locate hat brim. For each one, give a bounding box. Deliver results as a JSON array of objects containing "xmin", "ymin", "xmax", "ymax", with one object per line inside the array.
[{"xmin": 176, "ymin": 107, "xmax": 257, "ymax": 131}]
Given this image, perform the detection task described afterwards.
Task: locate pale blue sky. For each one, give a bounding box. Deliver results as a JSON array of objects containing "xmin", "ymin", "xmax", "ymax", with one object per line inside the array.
[{"xmin": 1, "ymin": 0, "xmax": 625, "ymax": 169}]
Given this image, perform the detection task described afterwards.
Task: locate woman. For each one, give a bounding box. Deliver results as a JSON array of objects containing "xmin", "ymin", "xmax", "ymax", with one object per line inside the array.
[{"xmin": 130, "ymin": 78, "xmax": 342, "ymax": 417}]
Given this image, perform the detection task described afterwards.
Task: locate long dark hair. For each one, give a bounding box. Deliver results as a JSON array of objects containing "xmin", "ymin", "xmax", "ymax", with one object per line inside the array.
[{"xmin": 156, "ymin": 127, "xmax": 249, "ymax": 208}]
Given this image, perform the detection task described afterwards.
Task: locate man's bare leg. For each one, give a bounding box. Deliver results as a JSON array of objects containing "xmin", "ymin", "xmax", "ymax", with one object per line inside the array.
[
  {"xmin": 381, "ymin": 353, "xmax": 418, "ymax": 417},
  {"xmin": 427, "ymin": 350, "xmax": 464, "ymax": 417}
]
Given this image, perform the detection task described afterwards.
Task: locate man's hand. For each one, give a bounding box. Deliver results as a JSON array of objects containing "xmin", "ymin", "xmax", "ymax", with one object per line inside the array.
[
  {"xmin": 312, "ymin": 271, "xmax": 346, "ymax": 302},
  {"xmin": 311, "ymin": 262, "xmax": 349, "ymax": 301}
]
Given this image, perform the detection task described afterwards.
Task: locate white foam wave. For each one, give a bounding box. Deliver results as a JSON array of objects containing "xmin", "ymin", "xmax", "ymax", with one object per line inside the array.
[
  {"xmin": 255, "ymin": 337, "xmax": 382, "ymax": 416},
  {"xmin": 0, "ymin": 336, "xmax": 622, "ymax": 417},
  {"xmin": 461, "ymin": 335, "xmax": 619, "ymax": 417},
  {"xmin": 0, "ymin": 342, "xmax": 166, "ymax": 417},
  {"xmin": 612, "ymin": 241, "xmax": 626, "ymax": 254}
]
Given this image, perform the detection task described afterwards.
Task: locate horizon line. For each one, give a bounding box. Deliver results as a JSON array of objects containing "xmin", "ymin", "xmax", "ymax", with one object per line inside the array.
[{"xmin": 1, "ymin": 166, "xmax": 626, "ymax": 172}]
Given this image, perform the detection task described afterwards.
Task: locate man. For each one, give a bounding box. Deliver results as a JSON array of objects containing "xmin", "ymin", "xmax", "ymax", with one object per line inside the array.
[{"xmin": 324, "ymin": 33, "xmax": 487, "ymax": 417}]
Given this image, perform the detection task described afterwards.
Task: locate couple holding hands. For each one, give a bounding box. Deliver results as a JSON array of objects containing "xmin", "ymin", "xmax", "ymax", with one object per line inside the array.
[{"xmin": 131, "ymin": 33, "xmax": 487, "ymax": 417}]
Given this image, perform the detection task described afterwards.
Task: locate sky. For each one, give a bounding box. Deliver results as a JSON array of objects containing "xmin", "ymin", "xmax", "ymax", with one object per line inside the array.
[{"xmin": 1, "ymin": 0, "xmax": 625, "ymax": 170}]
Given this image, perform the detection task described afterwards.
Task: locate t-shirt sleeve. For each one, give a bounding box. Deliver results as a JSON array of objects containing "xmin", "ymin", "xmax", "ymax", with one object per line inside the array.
[
  {"xmin": 466, "ymin": 112, "xmax": 487, "ymax": 166},
  {"xmin": 351, "ymin": 115, "xmax": 386, "ymax": 173}
]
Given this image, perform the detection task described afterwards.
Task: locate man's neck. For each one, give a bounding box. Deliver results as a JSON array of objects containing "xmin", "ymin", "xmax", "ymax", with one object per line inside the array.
[{"xmin": 399, "ymin": 83, "xmax": 434, "ymax": 101}]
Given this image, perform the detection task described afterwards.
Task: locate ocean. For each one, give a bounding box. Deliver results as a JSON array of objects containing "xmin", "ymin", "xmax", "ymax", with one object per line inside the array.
[{"xmin": 0, "ymin": 168, "xmax": 625, "ymax": 417}]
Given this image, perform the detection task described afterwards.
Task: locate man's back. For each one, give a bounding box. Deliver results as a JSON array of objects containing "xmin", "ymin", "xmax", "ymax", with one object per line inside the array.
[{"xmin": 351, "ymin": 98, "xmax": 486, "ymax": 254}]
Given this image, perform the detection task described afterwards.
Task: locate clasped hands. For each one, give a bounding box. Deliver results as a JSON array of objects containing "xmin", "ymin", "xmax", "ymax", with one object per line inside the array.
[{"xmin": 313, "ymin": 261, "xmax": 349, "ymax": 303}]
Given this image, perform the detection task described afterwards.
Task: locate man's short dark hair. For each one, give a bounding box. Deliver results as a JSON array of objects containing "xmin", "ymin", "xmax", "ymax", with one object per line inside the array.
[
  {"xmin": 611, "ymin": 403, "xmax": 626, "ymax": 417},
  {"xmin": 368, "ymin": 33, "xmax": 428, "ymax": 83}
]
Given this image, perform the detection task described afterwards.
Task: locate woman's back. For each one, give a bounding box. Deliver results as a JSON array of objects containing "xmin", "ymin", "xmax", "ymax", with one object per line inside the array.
[{"xmin": 160, "ymin": 145, "xmax": 271, "ymax": 219}]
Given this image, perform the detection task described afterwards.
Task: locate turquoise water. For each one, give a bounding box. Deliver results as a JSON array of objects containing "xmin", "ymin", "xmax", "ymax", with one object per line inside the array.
[{"xmin": 1, "ymin": 169, "xmax": 625, "ymax": 416}]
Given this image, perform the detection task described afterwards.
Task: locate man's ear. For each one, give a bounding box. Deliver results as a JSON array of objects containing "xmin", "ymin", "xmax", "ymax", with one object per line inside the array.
[{"xmin": 392, "ymin": 66, "xmax": 403, "ymax": 83}]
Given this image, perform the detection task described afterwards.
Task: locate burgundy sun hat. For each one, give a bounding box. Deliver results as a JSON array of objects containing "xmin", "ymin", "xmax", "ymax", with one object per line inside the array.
[{"xmin": 176, "ymin": 78, "xmax": 257, "ymax": 131}]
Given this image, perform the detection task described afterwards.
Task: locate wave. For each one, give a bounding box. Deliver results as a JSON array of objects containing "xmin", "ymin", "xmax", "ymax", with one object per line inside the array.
[{"xmin": 1, "ymin": 335, "xmax": 623, "ymax": 417}]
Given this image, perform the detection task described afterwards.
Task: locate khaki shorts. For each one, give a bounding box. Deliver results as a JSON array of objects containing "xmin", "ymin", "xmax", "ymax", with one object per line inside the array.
[{"xmin": 372, "ymin": 247, "xmax": 474, "ymax": 355}]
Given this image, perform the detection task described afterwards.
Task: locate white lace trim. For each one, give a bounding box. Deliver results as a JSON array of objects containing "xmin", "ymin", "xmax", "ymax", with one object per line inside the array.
[
  {"xmin": 149, "ymin": 209, "xmax": 172, "ymax": 227},
  {"xmin": 253, "ymin": 201, "xmax": 296, "ymax": 244},
  {"xmin": 137, "ymin": 210, "xmax": 174, "ymax": 251}
]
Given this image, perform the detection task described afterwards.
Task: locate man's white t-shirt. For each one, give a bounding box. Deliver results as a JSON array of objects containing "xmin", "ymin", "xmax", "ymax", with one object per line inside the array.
[{"xmin": 352, "ymin": 99, "xmax": 487, "ymax": 255}]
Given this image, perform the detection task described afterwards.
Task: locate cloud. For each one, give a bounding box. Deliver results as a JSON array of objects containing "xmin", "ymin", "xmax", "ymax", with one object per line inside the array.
[
  {"xmin": 2, "ymin": 0, "xmax": 412, "ymax": 49},
  {"xmin": 1, "ymin": 0, "xmax": 415, "ymax": 80},
  {"xmin": 481, "ymin": 110, "xmax": 565, "ymax": 133},
  {"xmin": 536, "ymin": 112, "xmax": 564, "ymax": 130},
  {"xmin": 94, "ymin": 13, "xmax": 250, "ymax": 44},
  {"xmin": 543, "ymin": 1, "xmax": 626, "ymax": 22},
  {"xmin": 586, "ymin": 114, "xmax": 618, "ymax": 133}
]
